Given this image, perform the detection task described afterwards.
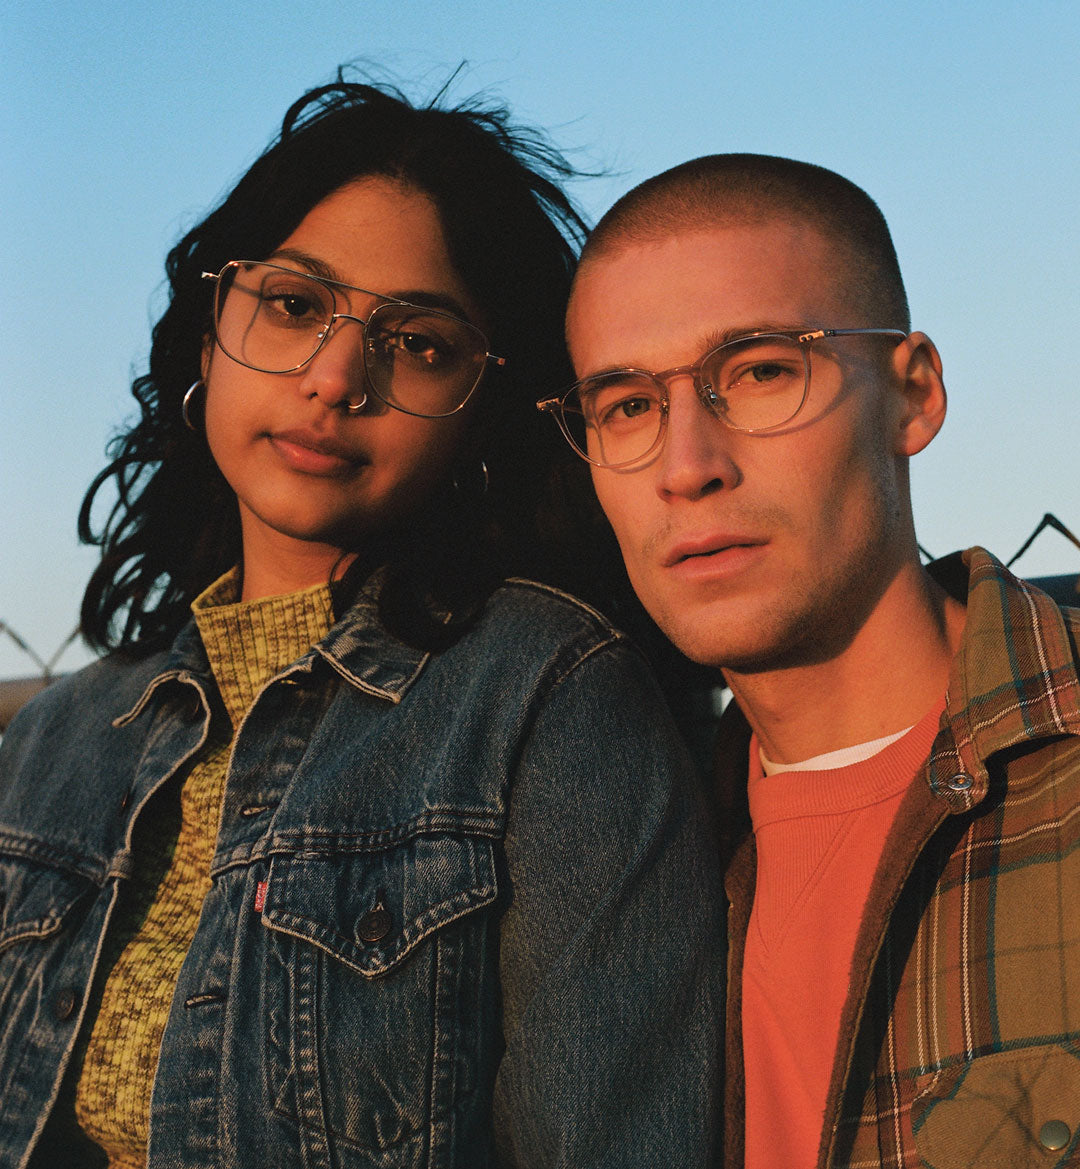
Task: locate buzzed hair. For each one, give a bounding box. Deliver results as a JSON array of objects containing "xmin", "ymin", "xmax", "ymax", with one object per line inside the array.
[{"xmin": 582, "ymin": 154, "xmax": 911, "ymax": 331}]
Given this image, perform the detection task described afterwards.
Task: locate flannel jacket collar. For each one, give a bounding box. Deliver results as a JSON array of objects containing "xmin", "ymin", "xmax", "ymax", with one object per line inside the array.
[{"xmin": 934, "ymin": 547, "xmax": 1080, "ymax": 797}]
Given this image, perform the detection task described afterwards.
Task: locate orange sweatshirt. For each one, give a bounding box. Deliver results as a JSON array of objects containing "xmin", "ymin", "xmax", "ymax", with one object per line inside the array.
[{"xmin": 743, "ymin": 699, "xmax": 944, "ymax": 1168}]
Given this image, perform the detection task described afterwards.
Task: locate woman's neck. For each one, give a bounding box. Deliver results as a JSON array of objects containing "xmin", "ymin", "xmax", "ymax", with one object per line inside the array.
[{"xmin": 238, "ymin": 523, "xmax": 357, "ymax": 602}]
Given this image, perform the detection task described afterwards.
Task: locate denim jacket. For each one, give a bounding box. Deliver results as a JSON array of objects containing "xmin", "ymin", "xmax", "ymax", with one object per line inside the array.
[{"xmin": 0, "ymin": 577, "xmax": 723, "ymax": 1168}]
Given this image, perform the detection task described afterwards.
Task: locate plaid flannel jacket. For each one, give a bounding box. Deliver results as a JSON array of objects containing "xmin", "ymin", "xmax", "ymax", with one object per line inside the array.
[{"xmin": 718, "ymin": 548, "xmax": 1080, "ymax": 1168}]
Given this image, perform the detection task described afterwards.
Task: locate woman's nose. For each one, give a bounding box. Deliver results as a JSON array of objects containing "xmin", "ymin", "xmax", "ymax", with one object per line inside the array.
[{"xmin": 297, "ymin": 315, "xmax": 369, "ymax": 410}]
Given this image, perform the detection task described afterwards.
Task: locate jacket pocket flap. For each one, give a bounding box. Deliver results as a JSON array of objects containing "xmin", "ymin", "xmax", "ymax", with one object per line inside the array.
[
  {"xmin": 261, "ymin": 835, "xmax": 498, "ymax": 977},
  {"xmin": 0, "ymin": 856, "xmax": 91, "ymax": 951},
  {"xmin": 913, "ymin": 1043, "xmax": 1080, "ymax": 1167}
]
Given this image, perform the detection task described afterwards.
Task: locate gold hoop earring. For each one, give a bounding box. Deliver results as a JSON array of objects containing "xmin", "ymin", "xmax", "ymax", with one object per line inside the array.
[{"xmin": 182, "ymin": 380, "xmax": 205, "ymax": 432}]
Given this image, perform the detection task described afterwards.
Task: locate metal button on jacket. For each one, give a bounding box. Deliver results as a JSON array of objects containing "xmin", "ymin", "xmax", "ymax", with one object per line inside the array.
[
  {"xmin": 945, "ymin": 771, "xmax": 974, "ymax": 792},
  {"xmin": 52, "ymin": 988, "xmax": 78, "ymax": 1022},
  {"xmin": 1039, "ymin": 1119, "xmax": 1071, "ymax": 1151},
  {"xmin": 357, "ymin": 907, "xmax": 392, "ymax": 943}
]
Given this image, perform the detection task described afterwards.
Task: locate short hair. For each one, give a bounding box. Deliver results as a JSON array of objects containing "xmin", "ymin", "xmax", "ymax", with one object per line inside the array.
[
  {"xmin": 582, "ymin": 153, "xmax": 910, "ymax": 331},
  {"xmin": 79, "ymin": 71, "xmax": 590, "ymax": 656}
]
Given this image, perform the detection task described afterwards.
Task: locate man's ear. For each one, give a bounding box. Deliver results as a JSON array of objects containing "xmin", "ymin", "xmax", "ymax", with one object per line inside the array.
[{"xmin": 890, "ymin": 331, "xmax": 946, "ymax": 456}]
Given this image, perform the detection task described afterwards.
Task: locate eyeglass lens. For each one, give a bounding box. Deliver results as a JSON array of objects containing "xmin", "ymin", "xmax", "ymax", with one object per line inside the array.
[
  {"xmin": 213, "ymin": 262, "xmax": 488, "ymax": 417},
  {"xmin": 562, "ymin": 333, "xmax": 810, "ymax": 466}
]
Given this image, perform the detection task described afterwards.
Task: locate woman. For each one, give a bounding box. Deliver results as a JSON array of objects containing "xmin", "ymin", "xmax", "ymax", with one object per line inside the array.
[{"xmin": 0, "ymin": 77, "xmax": 722, "ymax": 1167}]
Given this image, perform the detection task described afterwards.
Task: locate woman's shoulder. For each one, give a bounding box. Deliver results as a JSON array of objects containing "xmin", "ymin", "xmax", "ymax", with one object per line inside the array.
[
  {"xmin": 421, "ymin": 577, "xmax": 658, "ymax": 701},
  {"xmin": 476, "ymin": 577, "xmax": 630, "ymax": 654},
  {"xmin": 1, "ymin": 647, "xmax": 172, "ymax": 754}
]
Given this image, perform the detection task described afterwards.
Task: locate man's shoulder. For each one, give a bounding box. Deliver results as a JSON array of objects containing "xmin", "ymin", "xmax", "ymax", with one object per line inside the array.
[
  {"xmin": 941, "ymin": 547, "xmax": 1080, "ymax": 764},
  {"xmin": 943, "ymin": 546, "xmax": 1080, "ymax": 646}
]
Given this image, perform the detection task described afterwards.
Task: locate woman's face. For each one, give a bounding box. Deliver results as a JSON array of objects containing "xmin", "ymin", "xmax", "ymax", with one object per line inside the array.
[{"xmin": 202, "ymin": 178, "xmax": 483, "ymax": 600}]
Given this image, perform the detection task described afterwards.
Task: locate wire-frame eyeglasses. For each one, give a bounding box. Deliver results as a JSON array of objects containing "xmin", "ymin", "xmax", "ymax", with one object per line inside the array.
[
  {"xmin": 202, "ymin": 261, "xmax": 505, "ymax": 419},
  {"xmin": 537, "ymin": 328, "xmax": 907, "ymax": 468}
]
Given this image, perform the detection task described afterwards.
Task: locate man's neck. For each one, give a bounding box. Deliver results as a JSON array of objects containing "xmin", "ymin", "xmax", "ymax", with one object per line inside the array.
[{"xmin": 724, "ymin": 561, "xmax": 967, "ymax": 765}]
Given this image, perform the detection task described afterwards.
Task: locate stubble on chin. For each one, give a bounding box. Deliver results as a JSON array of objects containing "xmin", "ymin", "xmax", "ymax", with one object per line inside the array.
[{"xmin": 645, "ymin": 506, "xmax": 899, "ymax": 675}]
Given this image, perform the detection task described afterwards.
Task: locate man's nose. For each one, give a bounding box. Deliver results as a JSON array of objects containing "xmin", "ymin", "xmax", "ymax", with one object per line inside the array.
[{"xmin": 655, "ymin": 375, "xmax": 740, "ymax": 500}]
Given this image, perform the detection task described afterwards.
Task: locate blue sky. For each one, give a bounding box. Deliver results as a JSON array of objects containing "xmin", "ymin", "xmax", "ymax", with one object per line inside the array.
[{"xmin": 2, "ymin": 0, "xmax": 1078, "ymax": 679}]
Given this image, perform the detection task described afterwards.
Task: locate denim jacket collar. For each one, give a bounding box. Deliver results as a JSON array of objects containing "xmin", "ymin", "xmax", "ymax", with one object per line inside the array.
[{"xmin": 114, "ymin": 577, "xmax": 431, "ymax": 729}]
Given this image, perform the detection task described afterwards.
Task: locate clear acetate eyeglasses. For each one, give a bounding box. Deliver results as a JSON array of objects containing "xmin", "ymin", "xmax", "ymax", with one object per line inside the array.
[
  {"xmin": 202, "ymin": 261, "xmax": 505, "ymax": 418},
  {"xmin": 537, "ymin": 328, "xmax": 907, "ymax": 468}
]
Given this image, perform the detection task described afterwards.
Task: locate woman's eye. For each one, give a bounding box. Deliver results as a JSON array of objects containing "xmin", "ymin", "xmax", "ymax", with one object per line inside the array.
[
  {"xmin": 282, "ymin": 296, "xmax": 314, "ymax": 318},
  {"xmin": 375, "ymin": 329, "xmax": 449, "ymax": 366},
  {"xmin": 399, "ymin": 331, "xmax": 441, "ymax": 358},
  {"xmin": 262, "ymin": 290, "xmax": 322, "ymax": 322}
]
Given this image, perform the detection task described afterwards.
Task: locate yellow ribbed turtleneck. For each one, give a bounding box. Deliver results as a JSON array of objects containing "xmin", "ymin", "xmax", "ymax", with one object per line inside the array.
[{"xmin": 73, "ymin": 569, "xmax": 333, "ymax": 1166}]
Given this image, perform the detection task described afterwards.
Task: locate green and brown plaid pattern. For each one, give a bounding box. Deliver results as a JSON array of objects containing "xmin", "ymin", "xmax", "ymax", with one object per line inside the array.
[{"xmin": 722, "ymin": 549, "xmax": 1080, "ymax": 1168}]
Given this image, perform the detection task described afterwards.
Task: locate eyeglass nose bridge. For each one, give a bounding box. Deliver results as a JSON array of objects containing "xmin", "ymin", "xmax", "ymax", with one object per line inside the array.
[
  {"xmin": 650, "ymin": 361, "xmax": 723, "ymax": 415},
  {"xmin": 313, "ymin": 310, "xmax": 373, "ymax": 353}
]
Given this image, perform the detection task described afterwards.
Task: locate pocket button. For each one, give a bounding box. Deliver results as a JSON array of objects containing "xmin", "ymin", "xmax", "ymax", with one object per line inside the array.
[
  {"xmin": 357, "ymin": 907, "xmax": 392, "ymax": 943},
  {"xmin": 1039, "ymin": 1120, "xmax": 1071, "ymax": 1151}
]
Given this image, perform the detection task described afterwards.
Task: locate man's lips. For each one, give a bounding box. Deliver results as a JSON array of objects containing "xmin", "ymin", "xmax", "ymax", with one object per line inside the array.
[
  {"xmin": 662, "ymin": 533, "xmax": 766, "ymax": 567},
  {"xmin": 267, "ymin": 428, "xmax": 366, "ymax": 474}
]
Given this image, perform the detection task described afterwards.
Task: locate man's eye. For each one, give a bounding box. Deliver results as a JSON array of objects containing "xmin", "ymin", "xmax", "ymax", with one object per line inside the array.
[
  {"xmin": 724, "ymin": 359, "xmax": 803, "ymax": 391},
  {"xmin": 592, "ymin": 393, "xmax": 658, "ymax": 428},
  {"xmin": 747, "ymin": 362, "xmax": 786, "ymax": 383},
  {"xmin": 607, "ymin": 396, "xmax": 653, "ymax": 422}
]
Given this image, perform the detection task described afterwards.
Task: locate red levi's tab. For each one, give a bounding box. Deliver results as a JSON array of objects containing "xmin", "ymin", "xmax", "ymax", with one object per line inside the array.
[{"xmin": 254, "ymin": 880, "xmax": 268, "ymax": 913}]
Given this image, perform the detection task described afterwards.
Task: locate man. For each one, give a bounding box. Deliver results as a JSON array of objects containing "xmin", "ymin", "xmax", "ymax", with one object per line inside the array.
[{"xmin": 539, "ymin": 155, "xmax": 1080, "ymax": 1168}]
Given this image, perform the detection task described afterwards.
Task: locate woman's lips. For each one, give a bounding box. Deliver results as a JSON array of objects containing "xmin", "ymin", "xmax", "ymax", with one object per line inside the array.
[{"xmin": 267, "ymin": 429, "xmax": 365, "ymax": 475}]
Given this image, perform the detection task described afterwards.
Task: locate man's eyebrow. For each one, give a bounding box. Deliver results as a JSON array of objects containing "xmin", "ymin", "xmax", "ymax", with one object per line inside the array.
[
  {"xmin": 698, "ymin": 322, "xmax": 806, "ymax": 351},
  {"xmin": 265, "ymin": 248, "xmax": 476, "ymax": 324},
  {"xmin": 580, "ymin": 322, "xmax": 808, "ymax": 380}
]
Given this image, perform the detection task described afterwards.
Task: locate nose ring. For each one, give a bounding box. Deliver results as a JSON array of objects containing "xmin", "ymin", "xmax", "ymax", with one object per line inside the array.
[{"xmin": 345, "ymin": 392, "xmax": 368, "ymax": 414}]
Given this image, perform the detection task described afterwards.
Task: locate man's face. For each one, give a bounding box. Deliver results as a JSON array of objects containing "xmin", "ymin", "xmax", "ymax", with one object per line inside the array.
[{"xmin": 567, "ymin": 220, "xmax": 917, "ymax": 672}]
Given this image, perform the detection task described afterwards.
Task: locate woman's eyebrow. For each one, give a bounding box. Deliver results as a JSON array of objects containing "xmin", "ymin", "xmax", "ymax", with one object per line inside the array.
[
  {"xmin": 266, "ymin": 247, "xmax": 339, "ymax": 283},
  {"xmin": 264, "ymin": 248, "xmax": 476, "ymax": 324},
  {"xmin": 388, "ymin": 289, "xmax": 476, "ymax": 323}
]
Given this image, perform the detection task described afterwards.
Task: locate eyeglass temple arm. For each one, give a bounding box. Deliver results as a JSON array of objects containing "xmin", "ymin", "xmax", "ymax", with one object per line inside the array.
[{"xmin": 798, "ymin": 327, "xmax": 907, "ymax": 343}]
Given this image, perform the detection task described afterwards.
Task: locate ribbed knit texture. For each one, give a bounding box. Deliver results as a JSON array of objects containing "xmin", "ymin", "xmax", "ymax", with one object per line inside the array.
[
  {"xmin": 73, "ymin": 569, "xmax": 333, "ymax": 1165},
  {"xmin": 742, "ymin": 698, "xmax": 945, "ymax": 1169}
]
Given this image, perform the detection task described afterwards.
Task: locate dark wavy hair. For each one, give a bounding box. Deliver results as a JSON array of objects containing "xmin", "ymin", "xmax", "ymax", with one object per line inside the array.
[{"xmin": 78, "ymin": 72, "xmax": 595, "ymax": 656}]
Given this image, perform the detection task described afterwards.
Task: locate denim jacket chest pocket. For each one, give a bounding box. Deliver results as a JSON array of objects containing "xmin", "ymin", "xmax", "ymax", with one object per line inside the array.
[
  {"xmin": 256, "ymin": 832, "xmax": 501, "ymax": 1156},
  {"xmin": 0, "ymin": 855, "xmax": 92, "ymax": 953},
  {"xmin": 0, "ymin": 850, "xmax": 101, "ymax": 1077}
]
